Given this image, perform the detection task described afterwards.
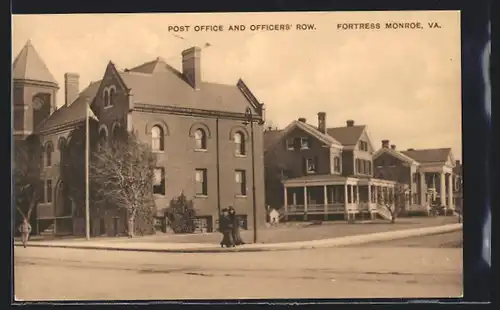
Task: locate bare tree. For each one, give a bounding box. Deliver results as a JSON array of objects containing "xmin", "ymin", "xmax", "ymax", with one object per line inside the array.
[
  {"xmin": 90, "ymin": 131, "xmax": 157, "ymax": 238},
  {"xmin": 376, "ymin": 184, "xmax": 407, "ymax": 223},
  {"xmin": 13, "ymin": 136, "xmax": 43, "ymax": 224}
]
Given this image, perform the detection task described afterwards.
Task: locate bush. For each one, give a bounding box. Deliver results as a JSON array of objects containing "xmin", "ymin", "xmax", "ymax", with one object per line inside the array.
[{"xmin": 166, "ymin": 193, "xmax": 196, "ymax": 234}]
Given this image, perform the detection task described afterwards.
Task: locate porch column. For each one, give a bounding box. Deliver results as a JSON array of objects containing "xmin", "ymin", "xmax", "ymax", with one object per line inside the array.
[
  {"xmin": 303, "ymin": 186, "xmax": 308, "ymax": 220},
  {"xmin": 447, "ymin": 173, "xmax": 454, "ymax": 210},
  {"xmin": 344, "ymin": 184, "xmax": 349, "ymax": 220},
  {"xmin": 356, "ymin": 186, "xmax": 360, "ymax": 204},
  {"xmin": 324, "ymin": 185, "xmax": 328, "ymax": 220},
  {"xmin": 284, "ymin": 186, "xmax": 288, "ymax": 221},
  {"xmin": 419, "ymin": 172, "xmax": 426, "ymax": 206},
  {"xmin": 350, "ymin": 185, "xmax": 354, "ymax": 204},
  {"xmin": 440, "ymin": 172, "xmax": 446, "ymax": 207},
  {"xmin": 368, "ymin": 184, "xmax": 372, "ymax": 207}
]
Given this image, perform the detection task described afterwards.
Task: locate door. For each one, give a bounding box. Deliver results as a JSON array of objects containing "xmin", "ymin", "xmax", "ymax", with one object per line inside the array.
[{"xmin": 99, "ymin": 218, "xmax": 106, "ymax": 236}]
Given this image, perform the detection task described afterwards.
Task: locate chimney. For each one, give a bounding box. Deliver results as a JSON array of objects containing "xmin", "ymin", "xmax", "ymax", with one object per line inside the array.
[
  {"xmin": 182, "ymin": 46, "xmax": 202, "ymax": 90},
  {"xmin": 317, "ymin": 112, "xmax": 326, "ymax": 133},
  {"xmin": 390, "ymin": 144, "xmax": 396, "ymax": 150},
  {"xmin": 407, "ymin": 148, "xmax": 415, "ymax": 151},
  {"xmin": 346, "ymin": 120, "xmax": 354, "ymax": 127},
  {"xmin": 382, "ymin": 140, "xmax": 390, "ymax": 148},
  {"xmin": 298, "ymin": 117, "xmax": 306, "ymax": 123},
  {"xmin": 64, "ymin": 73, "xmax": 80, "ymax": 106}
]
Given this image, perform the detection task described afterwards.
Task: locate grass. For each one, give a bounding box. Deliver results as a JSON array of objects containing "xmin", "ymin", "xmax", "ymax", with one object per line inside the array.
[{"xmin": 121, "ymin": 216, "xmax": 459, "ymax": 245}]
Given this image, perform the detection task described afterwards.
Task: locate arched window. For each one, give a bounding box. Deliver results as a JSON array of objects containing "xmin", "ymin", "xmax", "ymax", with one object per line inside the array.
[
  {"xmin": 151, "ymin": 126, "xmax": 164, "ymax": 151},
  {"xmin": 194, "ymin": 129, "xmax": 207, "ymax": 150},
  {"xmin": 234, "ymin": 132, "xmax": 245, "ymax": 156},
  {"xmin": 99, "ymin": 128, "xmax": 108, "ymax": 147},
  {"xmin": 103, "ymin": 90, "xmax": 109, "ymax": 108},
  {"xmin": 45, "ymin": 142, "xmax": 54, "ymax": 167},
  {"xmin": 109, "ymin": 88, "xmax": 116, "ymax": 107},
  {"xmin": 58, "ymin": 138, "xmax": 67, "ymax": 162}
]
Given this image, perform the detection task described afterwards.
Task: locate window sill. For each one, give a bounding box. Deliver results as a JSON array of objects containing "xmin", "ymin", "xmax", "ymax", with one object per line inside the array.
[
  {"xmin": 306, "ymin": 171, "xmax": 317, "ymax": 174},
  {"xmin": 235, "ymin": 195, "xmax": 247, "ymax": 199},
  {"xmin": 194, "ymin": 149, "xmax": 207, "ymax": 153},
  {"xmin": 195, "ymin": 195, "xmax": 208, "ymax": 199},
  {"xmin": 153, "ymin": 194, "xmax": 166, "ymax": 198},
  {"xmin": 234, "ymin": 154, "xmax": 247, "ymax": 158},
  {"xmin": 300, "ymin": 147, "xmax": 310, "ymax": 150},
  {"xmin": 104, "ymin": 105, "xmax": 114, "ymax": 110},
  {"xmin": 152, "ymin": 150, "xmax": 165, "ymax": 154}
]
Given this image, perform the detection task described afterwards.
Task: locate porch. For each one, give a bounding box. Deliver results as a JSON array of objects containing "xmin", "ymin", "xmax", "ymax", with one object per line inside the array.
[{"xmin": 282, "ymin": 175, "xmax": 400, "ymax": 221}]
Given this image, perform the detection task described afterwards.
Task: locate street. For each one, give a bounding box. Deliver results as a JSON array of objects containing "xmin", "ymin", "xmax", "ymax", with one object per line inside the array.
[{"xmin": 13, "ymin": 231, "xmax": 462, "ymax": 301}]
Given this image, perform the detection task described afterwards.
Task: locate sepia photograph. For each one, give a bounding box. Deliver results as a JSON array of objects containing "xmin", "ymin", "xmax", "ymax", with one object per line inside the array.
[{"xmin": 12, "ymin": 11, "xmax": 463, "ymax": 301}]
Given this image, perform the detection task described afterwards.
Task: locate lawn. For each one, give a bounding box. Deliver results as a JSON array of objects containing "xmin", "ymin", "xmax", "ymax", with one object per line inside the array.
[{"xmin": 122, "ymin": 216, "xmax": 459, "ymax": 245}]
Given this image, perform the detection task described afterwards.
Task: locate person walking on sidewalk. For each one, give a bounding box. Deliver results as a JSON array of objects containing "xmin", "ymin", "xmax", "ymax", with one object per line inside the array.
[
  {"xmin": 18, "ymin": 218, "xmax": 32, "ymax": 248},
  {"xmin": 228, "ymin": 206, "xmax": 245, "ymax": 245},
  {"xmin": 219, "ymin": 208, "xmax": 235, "ymax": 248}
]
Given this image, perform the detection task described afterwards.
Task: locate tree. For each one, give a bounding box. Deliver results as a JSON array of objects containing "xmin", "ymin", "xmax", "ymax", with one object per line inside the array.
[
  {"xmin": 166, "ymin": 193, "xmax": 196, "ymax": 233},
  {"xmin": 63, "ymin": 120, "xmax": 101, "ymax": 217},
  {"xmin": 376, "ymin": 184, "xmax": 407, "ymax": 223},
  {"xmin": 13, "ymin": 136, "xmax": 43, "ymax": 226},
  {"xmin": 90, "ymin": 130, "xmax": 157, "ymax": 237}
]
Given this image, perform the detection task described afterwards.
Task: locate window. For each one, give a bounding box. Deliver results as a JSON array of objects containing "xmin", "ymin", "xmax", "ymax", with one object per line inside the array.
[
  {"xmin": 235, "ymin": 170, "xmax": 247, "ymax": 196},
  {"xmin": 153, "ymin": 167, "xmax": 165, "ymax": 195},
  {"xmin": 103, "ymin": 90, "xmax": 109, "ymax": 108},
  {"xmin": 195, "ymin": 169, "xmax": 208, "ymax": 196},
  {"xmin": 334, "ymin": 156, "xmax": 341, "ymax": 173},
  {"xmin": 112, "ymin": 124, "xmax": 120, "ymax": 139},
  {"xmin": 151, "ymin": 126, "xmax": 164, "ymax": 151},
  {"xmin": 234, "ymin": 132, "xmax": 245, "ymax": 156},
  {"xmin": 367, "ymin": 161, "xmax": 372, "ymax": 175},
  {"xmin": 305, "ymin": 157, "xmax": 317, "ymax": 174},
  {"xmin": 45, "ymin": 179, "xmax": 53, "ymax": 203},
  {"xmin": 194, "ymin": 129, "xmax": 207, "ymax": 150},
  {"xmin": 300, "ymin": 137, "xmax": 310, "ymax": 149},
  {"xmin": 109, "ymin": 88, "xmax": 116, "ymax": 107},
  {"xmin": 285, "ymin": 139, "xmax": 295, "ymax": 151},
  {"xmin": 359, "ymin": 141, "xmax": 368, "ymax": 151},
  {"xmin": 45, "ymin": 142, "xmax": 54, "ymax": 167},
  {"xmin": 355, "ymin": 158, "xmax": 360, "ymax": 174},
  {"xmin": 99, "ymin": 128, "xmax": 108, "ymax": 147}
]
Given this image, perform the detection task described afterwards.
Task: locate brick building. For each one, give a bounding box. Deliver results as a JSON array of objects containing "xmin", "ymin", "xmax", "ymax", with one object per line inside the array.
[
  {"xmin": 13, "ymin": 41, "xmax": 266, "ymax": 237},
  {"xmin": 264, "ymin": 114, "xmax": 399, "ymax": 221},
  {"xmin": 372, "ymin": 142, "xmax": 458, "ymax": 215}
]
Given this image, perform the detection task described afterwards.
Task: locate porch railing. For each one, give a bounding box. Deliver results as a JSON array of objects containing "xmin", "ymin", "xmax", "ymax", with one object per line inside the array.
[{"xmin": 284, "ymin": 204, "xmax": 346, "ymax": 214}]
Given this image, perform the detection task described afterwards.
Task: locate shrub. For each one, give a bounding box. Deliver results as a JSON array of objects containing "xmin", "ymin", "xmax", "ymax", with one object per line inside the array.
[{"xmin": 166, "ymin": 193, "xmax": 196, "ymax": 234}]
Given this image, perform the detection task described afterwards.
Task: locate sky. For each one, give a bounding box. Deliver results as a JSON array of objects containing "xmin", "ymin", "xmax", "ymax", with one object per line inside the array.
[{"xmin": 12, "ymin": 11, "xmax": 462, "ymax": 160}]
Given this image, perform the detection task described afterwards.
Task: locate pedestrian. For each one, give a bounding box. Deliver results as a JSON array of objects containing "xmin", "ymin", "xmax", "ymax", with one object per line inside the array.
[
  {"xmin": 219, "ymin": 208, "xmax": 235, "ymax": 248},
  {"xmin": 18, "ymin": 217, "xmax": 32, "ymax": 248},
  {"xmin": 228, "ymin": 206, "xmax": 245, "ymax": 246}
]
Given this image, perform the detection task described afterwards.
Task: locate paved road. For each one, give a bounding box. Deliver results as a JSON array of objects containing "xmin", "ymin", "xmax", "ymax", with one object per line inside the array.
[{"xmin": 13, "ymin": 232, "xmax": 462, "ymax": 301}]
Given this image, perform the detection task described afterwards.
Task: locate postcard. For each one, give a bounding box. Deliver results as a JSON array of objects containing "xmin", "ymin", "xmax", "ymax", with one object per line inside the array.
[{"xmin": 12, "ymin": 11, "xmax": 462, "ymax": 301}]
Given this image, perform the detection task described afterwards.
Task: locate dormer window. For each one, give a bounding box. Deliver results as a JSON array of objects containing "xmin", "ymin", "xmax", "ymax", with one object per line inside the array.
[{"xmin": 300, "ymin": 137, "xmax": 310, "ymax": 150}]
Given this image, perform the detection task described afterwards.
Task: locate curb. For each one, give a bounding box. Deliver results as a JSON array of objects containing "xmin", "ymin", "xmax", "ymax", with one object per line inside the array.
[{"xmin": 14, "ymin": 223, "xmax": 462, "ymax": 254}]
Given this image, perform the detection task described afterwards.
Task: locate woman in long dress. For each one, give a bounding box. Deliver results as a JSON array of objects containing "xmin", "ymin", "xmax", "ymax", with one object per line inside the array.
[
  {"xmin": 228, "ymin": 206, "xmax": 245, "ymax": 245},
  {"xmin": 219, "ymin": 208, "xmax": 235, "ymax": 248}
]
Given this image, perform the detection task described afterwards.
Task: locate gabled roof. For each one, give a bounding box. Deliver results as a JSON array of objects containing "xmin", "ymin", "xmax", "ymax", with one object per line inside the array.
[
  {"xmin": 36, "ymin": 81, "xmax": 101, "ymax": 133},
  {"xmin": 373, "ymin": 147, "xmax": 419, "ymax": 164},
  {"xmin": 119, "ymin": 58, "xmax": 256, "ymax": 113},
  {"xmin": 401, "ymin": 148, "xmax": 453, "ymax": 164},
  {"xmin": 12, "ymin": 40, "xmax": 58, "ymax": 85},
  {"xmin": 264, "ymin": 120, "xmax": 342, "ymax": 153},
  {"xmin": 326, "ymin": 125, "xmax": 366, "ymax": 146}
]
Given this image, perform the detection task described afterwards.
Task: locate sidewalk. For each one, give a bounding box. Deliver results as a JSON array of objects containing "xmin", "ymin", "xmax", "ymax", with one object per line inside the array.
[{"xmin": 13, "ymin": 223, "xmax": 462, "ymax": 253}]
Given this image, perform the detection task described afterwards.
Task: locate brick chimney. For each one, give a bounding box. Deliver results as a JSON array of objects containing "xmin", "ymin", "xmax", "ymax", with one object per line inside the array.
[
  {"xmin": 346, "ymin": 120, "xmax": 354, "ymax": 127},
  {"xmin": 317, "ymin": 112, "xmax": 326, "ymax": 133},
  {"xmin": 298, "ymin": 117, "xmax": 306, "ymax": 123},
  {"xmin": 64, "ymin": 73, "xmax": 79, "ymax": 106},
  {"xmin": 390, "ymin": 144, "xmax": 396, "ymax": 150},
  {"xmin": 382, "ymin": 140, "xmax": 390, "ymax": 148},
  {"xmin": 182, "ymin": 46, "xmax": 202, "ymax": 90}
]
